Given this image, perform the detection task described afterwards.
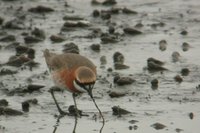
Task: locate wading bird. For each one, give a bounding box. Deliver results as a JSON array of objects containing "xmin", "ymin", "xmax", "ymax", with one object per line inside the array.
[{"xmin": 43, "ymin": 49, "xmax": 104, "ymax": 132}]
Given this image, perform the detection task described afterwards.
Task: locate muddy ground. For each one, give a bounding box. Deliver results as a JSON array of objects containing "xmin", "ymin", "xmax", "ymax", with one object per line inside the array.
[{"xmin": 0, "ymin": 0, "xmax": 200, "ymax": 133}]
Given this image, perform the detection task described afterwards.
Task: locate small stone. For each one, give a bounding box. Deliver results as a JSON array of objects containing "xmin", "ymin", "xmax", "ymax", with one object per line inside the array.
[
  {"xmin": 175, "ymin": 128, "xmax": 184, "ymax": 133},
  {"xmin": 91, "ymin": 0, "xmax": 101, "ymax": 5},
  {"xmin": 159, "ymin": 40, "xmax": 167, "ymax": 51},
  {"xmin": 4, "ymin": 19, "xmax": 25, "ymax": 30},
  {"xmin": 6, "ymin": 55, "xmax": 31, "ymax": 67},
  {"xmin": 180, "ymin": 30, "xmax": 188, "ymax": 35},
  {"xmin": 151, "ymin": 122, "xmax": 166, "ymax": 130},
  {"xmin": 5, "ymin": 42, "xmax": 20, "ymax": 50},
  {"xmin": 189, "ymin": 112, "xmax": 194, "ymax": 120},
  {"xmin": 24, "ymin": 36, "xmax": 43, "ymax": 44},
  {"xmin": 50, "ymin": 35, "xmax": 65, "ymax": 43},
  {"xmin": 151, "ymin": 79, "xmax": 158, "ymax": 90},
  {"xmin": 101, "ymin": 36, "xmax": 118, "ymax": 43},
  {"xmin": 0, "ymin": 68, "xmax": 17, "ymax": 75},
  {"xmin": 63, "ymin": 15, "xmax": 84, "ymax": 21},
  {"xmin": 122, "ymin": 8, "xmax": 137, "ymax": 14},
  {"xmin": 0, "ymin": 99, "xmax": 8, "ymax": 107},
  {"xmin": 114, "ymin": 63, "xmax": 129, "ymax": 70},
  {"xmin": 15, "ymin": 45, "xmax": 29, "ymax": 55},
  {"xmin": 26, "ymin": 84, "xmax": 45, "ymax": 93},
  {"xmin": 22, "ymin": 101, "xmax": 29, "ymax": 112},
  {"xmin": 114, "ymin": 76, "xmax": 135, "ymax": 86},
  {"xmin": 147, "ymin": 61, "xmax": 167, "ymax": 72},
  {"xmin": 112, "ymin": 106, "xmax": 131, "ymax": 116},
  {"xmin": 101, "ymin": 12, "xmax": 111, "ymax": 20},
  {"xmin": 108, "ymin": 26, "xmax": 115, "ymax": 34},
  {"xmin": 92, "ymin": 10, "xmax": 100, "ymax": 17},
  {"xmin": 27, "ymin": 48, "xmax": 35, "ymax": 59},
  {"xmin": 63, "ymin": 21, "xmax": 90, "ymax": 28},
  {"xmin": 90, "ymin": 44, "xmax": 100, "ymax": 51},
  {"xmin": 0, "ymin": 35, "xmax": 16, "ymax": 42},
  {"xmin": 102, "ymin": 0, "xmax": 117, "ymax": 6},
  {"xmin": 181, "ymin": 68, "xmax": 190, "ymax": 76},
  {"xmin": 100, "ymin": 56, "xmax": 107, "ymax": 65},
  {"xmin": 123, "ymin": 28, "xmax": 142, "ymax": 35},
  {"xmin": 172, "ymin": 51, "xmax": 180, "ymax": 62},
  {"xmin": 31, "ymin": 28, "xmax": 46, "ymax": 40},
  {"xmin": 174, "ymin": 75, "xmax": 183, "ymax": 83},
  {"xmin": 147, "ymin": 57, "xmax": 164, "ymax": 66},
  {"xmin": 113, "ymin": 52, "xmax": 124, "ymax": 64},
  {"xmin": 129, "ymin": 119, "xmax": 139, "ymax": 124},
  {"xmin": 109, "ymin": 91, "xmax": 126, "ymax": 98},
  {"xmin": 182, "ymin": 42, "xmax": 190, "ymax": 51},
  {"xmin": 135, "ymin": 22, "xmax": 143, "ymax": 28},
  {"xmin": 28, "ymin": 6, "xmax": 54, "ymax": 13},
  {"xmin": 0, "ymin": 107, "xmax": 23, "ymax": 116},
  {"xmin": 63, "ymin": 42, "xmax": 79, "ymax": 54}
]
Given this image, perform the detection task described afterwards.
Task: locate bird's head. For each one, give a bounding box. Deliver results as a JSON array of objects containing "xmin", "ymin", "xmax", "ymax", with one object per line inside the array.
[{"xmin": 73, "ymin": 66, "xmax": 96, "ymax": 95}]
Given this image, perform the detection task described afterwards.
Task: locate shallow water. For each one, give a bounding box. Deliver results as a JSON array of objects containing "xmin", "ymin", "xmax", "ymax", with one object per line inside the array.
[{"xmin": 0, "ymin": 0, "xmax": 200, "ymax": 133}]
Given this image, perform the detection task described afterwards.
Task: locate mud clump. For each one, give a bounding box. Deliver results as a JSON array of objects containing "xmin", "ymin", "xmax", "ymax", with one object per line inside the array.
[
  {"xmin": 114, "ymin": 75, "xmax": 135, "ymax": 86},
  {"xmin": 0, "ymin": 99, "xmax": 8, "ymax": 107},
  {"xmin": 151, "ymin": 78, "xmax": 159, "ymax": 90},
  {"xmin": 112, "ymin": 106, "xmax": 131, "ymax": 116},
  {"xmin": 181, "ymin": 68, "xmax": 190, "ymax": 76},
  {"xmin": 123, "ymin": 27, "xmax": 142, "ymax": 35},
  {"xmin": 50, "ymin": 35, "xmax": 65, "ymax": 43},
  {"xmin": 147, "ymin": 57, "xmax": 167, "ymax": 72},
  {"xmin": 0, "ymin": 35, "xmax": 16, "ymax": 42},
  {"xmin": 159, "ymin": 40, "xmax": 167, "ymax": 51},
  {"xmin": 0, "ymin": 107, "xmax": 23, "ymax": 116},
  {"xmin": 28, "ymin": 6, "xmax": 54, "ymax": 13},
  {"xmin": 109, "ymin": 91, "xmax": 126, "ymax": 98},
  {"xmin": 63, "ymin": 42, "xmax": 79, "ymax": 54},
  {"xmin": 174, "ymin": 75, "xmax": 183, "ymax": 83},
  {"xmin": 113, "ymin": 52, "xmax": 129, "ymax": 70},
  {"xmin": 151, "ymin": 122, "xmax": 166, "ymax": 130},
  {"xmin": 90, "ymin": 44, "xmax": 100, "ymax": 51}
]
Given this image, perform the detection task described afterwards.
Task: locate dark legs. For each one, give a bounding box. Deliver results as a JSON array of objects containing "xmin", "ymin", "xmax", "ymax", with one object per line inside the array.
[{"xmin": 49, "ymin": 89, "xmax": 69, "ymax": 116}]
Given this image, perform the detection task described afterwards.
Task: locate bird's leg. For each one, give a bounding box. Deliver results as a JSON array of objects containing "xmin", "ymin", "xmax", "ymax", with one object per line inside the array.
[
  {"xmin": 72, "ymin": 93, "xmax": 81, "ymax": 118},
  {"xmin": 87, "ymin": 90, "xmax": 105, "ymax": 133},
  {"xmin": 49, "ymin": 88, "xmax": 69, "ymax": 116}
]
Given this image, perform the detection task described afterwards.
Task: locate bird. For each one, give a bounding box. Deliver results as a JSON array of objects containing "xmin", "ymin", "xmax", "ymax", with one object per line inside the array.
[{"xmin": 43, "ymin": 49, "xmax": 104, "ymax": 129}]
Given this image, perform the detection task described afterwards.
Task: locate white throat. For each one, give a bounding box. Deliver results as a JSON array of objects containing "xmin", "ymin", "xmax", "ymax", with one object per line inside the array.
[{"xmin": 73, "ymin": 80, "xmax": 87, "ymax": 93}]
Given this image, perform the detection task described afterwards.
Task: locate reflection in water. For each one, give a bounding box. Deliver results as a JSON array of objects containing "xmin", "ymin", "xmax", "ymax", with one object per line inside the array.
[
  {"xmin": 52, "ymin": 115, "xmax": 78, "ymax": 133},
  {"xmin": 52, "ymin": 113, "xmax": 105, "ymax": 133}
]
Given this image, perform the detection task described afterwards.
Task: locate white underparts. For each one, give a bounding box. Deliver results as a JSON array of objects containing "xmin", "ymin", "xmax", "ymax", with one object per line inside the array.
[{"xmin": 73, "ymin": 80, "xmax": 87, "ymax": 93}]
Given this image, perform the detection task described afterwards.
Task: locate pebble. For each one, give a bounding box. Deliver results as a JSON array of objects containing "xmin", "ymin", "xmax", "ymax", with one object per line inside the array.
[
  {"xmin": 151, "ymin": 122, "xmax": 166, "ymax": 130},
  {"xmin": 114, "ymin": 63, "xmax": 130, "ymax": 70},
  {"xmin": 181, "ymin": 68, "xmax": 190, "ymax": 76},
  {"xmin": 31, "ymin": 28, "xmax": 46, "ymax": 40},
  {"xmin": 24, "ymin": 36, "xmax": 43, "ymax": 44},
  {"xmin": 180, "ymin": 30, "xmax": 188, "ymax": 35},
  {"xmin": 123, "ymin": 27, "xmax": 142, "ymax": 35},
  {"xmin": 122, "ymin": 8, "xmax": 138, "ymax": 14},
  {"xmin": 6, "ymin": 55, "xmax": 31, "ymax": 67},
  {"xmin": 188, "ymin": 112, "xmax": 194, "ymax": 120},
  {"xmin": 0, "ymin": 35, "xmax": 16, "ymax": 42},
  {"xmin": 90, "ymin": 44, "xmax": 100, "ymax": 51},
  {"xmin": 182, "ymin": 42, "xmax": 190, "ymax": 51},
  {"xmin": 5, "ymin": 42, "xmax": 20, "ymax": 50},
  {"xmin": 147, "ymin": 57, "xmax": 165, "ymax": 66},
  {"xmin": 159, "ymin": 40, "xmax": 167, "ymax": 51},
  {"xmin": 63, "ymin": 21, "xmax": 90, "ymax": 28},
  {"xmin": 0, "ymin": 107, "xmax": 23, "ymax": 116},
  {"xmin": 100, "ymin": 56, "xmax": 107, "ymax": 65},
  {"xmin": 151, "ymin": 79, "xmax": 159, "ymax": 90},
  {"xmin": 102, "ymin": 0, "xmax": 117, "ymax": 6},
  {"xmin": 112, "ymin": 106, "xmax": 131, "ymax": 116},
  {"xmin": 114, "ymin": 76, "xmax": 135, "ymax": 86},
  {"xmin": 0, "ymin": 99, "xmax": 8, "ymax": 107},
  {"xmin": 113, "ymin": 52, "xmax": 124, "ymax": 64},
  {"xmin": 26, "ymin": 84, "xmax": 45, "ymax": 93},
  {"xmin": 172, "ymin": 51, "xmax": 180, "ymax": 62},
  {"xmin": 174, "ymin": 75, "xmax": 183, "ymax": 83},
  {"xmin": 22, "ymin": 101, "xmax": 29, "ymax": 112},
  {"xmin": 28, "ymin": 6, "xmax": 54, "ymax": 13},
  {"xmin": 109, "ymin": 91, "xmax": 126, "ymax": 98},
  {"xmin": 0, "ymin": 68, "xmax": 17, "ymax": 75},
  {"xmin": 63, "ymin": 42, "xmax": 79, "ymax": 54},
  {"xmin": 147, "ymin": 60, "xmax": 167, "ymax": 72},
  {"xmin": 63, "ymin": 15, "xmax": 84, "ymax": 21},
  {"xmin": 92, "ymin": 10, "xmax": 100, "ymax": 17},
  {"xmin": 4, "ymin": 19, "xmax": 25, "ymax": 30},
  {"xmin": 50, "ymin": 35, "xmax": 65, "ymax": 43}
]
